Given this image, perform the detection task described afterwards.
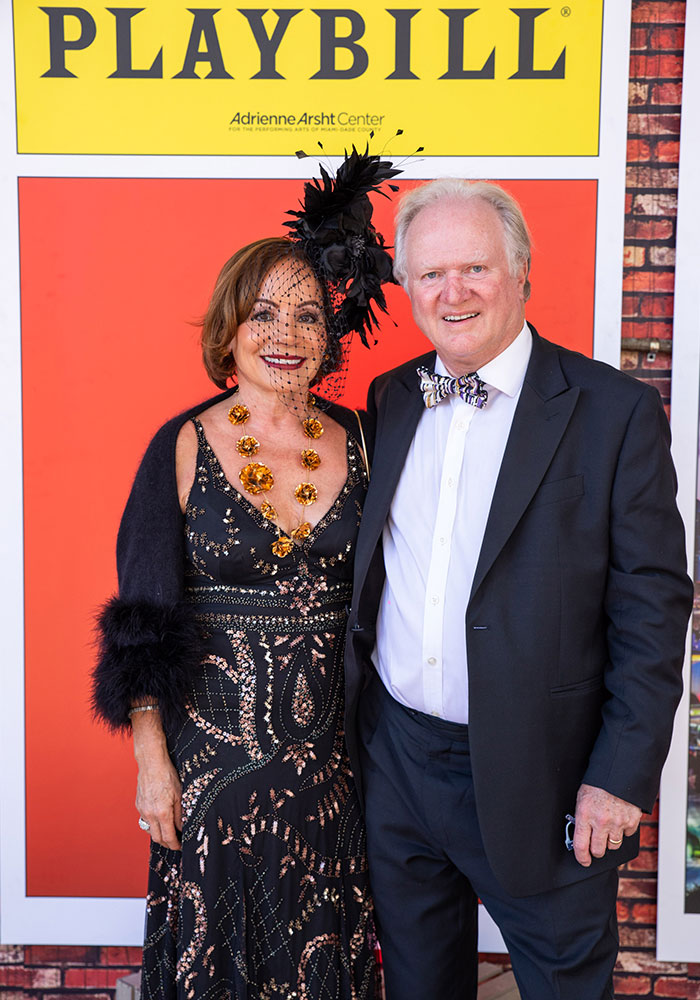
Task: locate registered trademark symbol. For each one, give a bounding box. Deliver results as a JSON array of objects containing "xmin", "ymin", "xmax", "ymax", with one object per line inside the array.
[{"xmin": 561, "ymin": 5, "xmax": 571, "ymax": 14}]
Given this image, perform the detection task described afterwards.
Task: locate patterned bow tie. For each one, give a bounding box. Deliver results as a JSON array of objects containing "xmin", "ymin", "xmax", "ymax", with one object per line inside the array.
[{"xmin": 417, "ymin": 366, "xmax": 489, "ymax": 409}]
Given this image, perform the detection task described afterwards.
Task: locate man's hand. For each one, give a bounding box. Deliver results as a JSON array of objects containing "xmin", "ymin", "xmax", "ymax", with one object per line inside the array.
[{"xmin": 572, "ymin": 783, "xmax": 642, "ymax": 867}]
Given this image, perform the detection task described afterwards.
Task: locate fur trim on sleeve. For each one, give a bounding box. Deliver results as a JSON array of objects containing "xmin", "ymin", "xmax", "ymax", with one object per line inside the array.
[{"xmin": 92, "ymin": 597, "xmax": 202, "ymax": 734}]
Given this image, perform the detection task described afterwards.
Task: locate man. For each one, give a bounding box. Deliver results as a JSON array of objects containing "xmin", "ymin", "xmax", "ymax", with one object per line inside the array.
[{"xmin": 344, "ymin": 179, "xmax": 692, "ymax": 999}]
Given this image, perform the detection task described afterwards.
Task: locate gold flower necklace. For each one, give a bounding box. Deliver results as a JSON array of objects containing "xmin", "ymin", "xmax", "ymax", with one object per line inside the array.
[{"xmin": 228, "ymin": 398, "xmax": 324, "ymax": 558}]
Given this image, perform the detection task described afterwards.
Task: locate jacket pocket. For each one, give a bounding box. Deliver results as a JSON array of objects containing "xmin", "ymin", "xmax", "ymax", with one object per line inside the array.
[
  {"xmin": 530, "ymin": 474, "xmax": 584, "ymax": 509},
  {"xmin": 550, "ymin": 674, "xmax": 603, "ymax": 698}
]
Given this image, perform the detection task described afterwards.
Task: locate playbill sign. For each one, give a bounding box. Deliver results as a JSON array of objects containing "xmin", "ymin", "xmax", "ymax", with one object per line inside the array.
[
  {"xmin": 1, "ymin": 0, "xmax": 634, "ymax": 950},
  {"xmin": 14, "ymin": 1, "xmax": 604, "ymax": 155}
]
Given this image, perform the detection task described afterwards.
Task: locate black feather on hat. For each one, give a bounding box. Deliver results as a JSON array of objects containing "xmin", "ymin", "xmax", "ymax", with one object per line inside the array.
[{"xmin": 284, "ymin": 145, "xmax": 402, "ymax": 348}]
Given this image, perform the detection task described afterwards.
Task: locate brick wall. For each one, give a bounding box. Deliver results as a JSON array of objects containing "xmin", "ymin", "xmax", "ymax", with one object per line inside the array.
[
  {"xmin": 614, "ymin": 1, "xmax": 700, "ymax": 997},
  {"xmin": 0, "ymin": 947, "xmax": 142, "ymax": 1000},
  {"xmin": 621, "ymin": 0, "xmax": 684, "ymax": 412},
  {"xmin": 1, "ymin": 3, "xmax": 698, "ymax": 999}
]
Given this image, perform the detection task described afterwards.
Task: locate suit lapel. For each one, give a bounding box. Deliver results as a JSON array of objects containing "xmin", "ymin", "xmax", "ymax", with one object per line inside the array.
[
  {"xmin": 469, "ymin": 335, "xmax": 580, "ymax": 601},
  {"xmin": 354, "ymin": 366, "xmax": 426, "ymax": 591}
]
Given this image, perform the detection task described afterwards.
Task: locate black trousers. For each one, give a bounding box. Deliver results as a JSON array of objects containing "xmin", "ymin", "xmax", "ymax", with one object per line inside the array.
[{"xmin": 358, "ymin": 673, "xmax": 619, "ymax": 1000}]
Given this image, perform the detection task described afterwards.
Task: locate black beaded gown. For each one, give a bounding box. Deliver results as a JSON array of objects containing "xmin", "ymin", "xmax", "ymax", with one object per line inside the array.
[{"xmin": 141, "ymin": 417, "xmax": 377, "ymax": 1000}]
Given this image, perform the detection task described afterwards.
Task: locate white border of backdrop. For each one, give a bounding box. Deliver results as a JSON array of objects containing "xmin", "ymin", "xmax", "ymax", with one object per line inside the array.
[
  {"xmin": 0, "ymin": 1, "xmax": 632, "ymax": 948},
  {"xmin": 657, "ymin": 0, "xmax": 700, "ymax": 964}
]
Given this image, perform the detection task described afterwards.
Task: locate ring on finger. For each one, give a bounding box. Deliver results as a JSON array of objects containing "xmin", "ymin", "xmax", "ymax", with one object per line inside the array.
[
  {"xmin": 138, "ymin": 817, "xmax": 151, "ymax": 832},
  {"xmin": 608, "ymin": 835, "xmax": 623, "ymax": 845}
]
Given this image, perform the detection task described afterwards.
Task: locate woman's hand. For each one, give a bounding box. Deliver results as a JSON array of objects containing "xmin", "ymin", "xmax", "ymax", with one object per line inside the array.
[{"xmin": 132, "ymin": 710, "xmax": 183, "ymax": 851}]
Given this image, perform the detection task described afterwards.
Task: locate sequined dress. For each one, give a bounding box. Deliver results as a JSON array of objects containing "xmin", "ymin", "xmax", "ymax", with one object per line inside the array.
[{"xmin": 141, "ymin": 418, "xmax": 377, "ymax": 1000}]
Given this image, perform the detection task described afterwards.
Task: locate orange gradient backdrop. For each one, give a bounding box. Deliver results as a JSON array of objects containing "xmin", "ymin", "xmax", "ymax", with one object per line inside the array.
[{"xmin": 19, "ymin": 177, "xmax": 596, "ymax": 896}]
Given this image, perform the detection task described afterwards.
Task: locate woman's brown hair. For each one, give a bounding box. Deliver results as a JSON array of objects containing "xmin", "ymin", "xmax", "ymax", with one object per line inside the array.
[{"xmin": 202, "ymin": 237, "xmax": 322, "ymax": 389}]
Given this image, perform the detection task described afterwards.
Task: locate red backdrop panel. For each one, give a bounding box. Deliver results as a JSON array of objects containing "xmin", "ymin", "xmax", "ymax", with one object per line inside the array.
[{"xmin": 20, "ymin": 177, "xmax": 596, "ymax": 896}]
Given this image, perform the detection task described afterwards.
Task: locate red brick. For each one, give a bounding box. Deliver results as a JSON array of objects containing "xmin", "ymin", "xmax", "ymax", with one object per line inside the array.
[
  {"xmin": 628, "ymin": 137, "xmax": 653, "ymax": 162},
  {"xmin": 632, "ymin": 4, "xmax": 686, "ymax": 27},
  {"xmin": 43, "ymin": 994, "xmax": 112, "ymax": 1000},
  {"xmin": 649, "ymin": 246, "xmax": 676, "ymax": 266},
  {"xmin": 621, "ymin": 351, "xmax": 640, "ymax": 371},
  {"xmin": 640, "ymin": 823, "xmax": 660, "ymax": 846},
  {"xmin": 631, "ymin": 192, "xmax": 678, "ymax": 216},
  {"xmin": 614, "ymin": 972, "xmax": 652, "ymax": 994},
  {"xmin": 628, "ymin": 113, "xmax": 681, "ymax": 135},
  {"xmin": 656, "ymin": 139, "xmax": 681, "ymax": 162},
  {"xmin": 624, "ymin": 848, "xmax": 659, "ymax": 870},
  {"xmin": 624, "ymin": 218, "xmax": 674, "ymax": 240},
  {"xmin": 0, "ymin": 970, "xmax": 32, "ymax": 988},
  {"xmin": 99, "ymin": 946, "xmax": 142, "ymax": 966},
  {"xmin": 622, "ymin": 308, "xmax": 676, "ymax": 331},
  {"xmin": 0, "ymin": 968, "xmax": 61, "ymax": 988},
  {"xmin": 625, "ymin": 321, "xmax": 673, "ymax": 340},
  {"xmin": 618, "ymin": 900, "xmax": 631, "ymax": 921},
  {"xmin": 652, "ymin": 82, "xmax": 683, "ymax": 104},
  {"xmin": 0, "ymin": 947, "xmax": 23, "ymax": 965},
  {"xmin": 623, "ymin": 270, "xmax": 675, "ymax": 293},
  {"xmin": 623, "ymin": 294, "xmax": 642, "ymax": 318},
  {"xmin": 619, "ymin": 925, "xmax": 656, "ymax": 949},
  {"xmin": 0, "ymin": 993, "xmax": 31, "ymax": 1000},
  {"xmin": 654, "ymin": 977, "xmax": 691, "ymax": 997},
  {"xmin": 624, "ymin": 246, "xmax": 646, "ymax": 268},
  {"xmin": 621, "ymin": 320, "xmax": 644, "ymax": 338},
  {"xmin": 689, "ymin": 966, "xmax": 700, "ymax": 978},
  {"xmin": 63, "ymin": 967, "xmax": 134, "ymax": 988},
  {"xmin": 479, "ymin": 953, "xmax": 510, "ymax": 966},
  {"xmin": 640, "ymin": 295, "xmax": 674, "ymax": 318},
  {"xmin": 650, "ymin": 26, "xmax": 685, "ymax": 51},
  {"xmin": 629, "ymin": 81, "xmax": 650, "ymax": 105},
  {"xmin": 626, "ymin": 166, "xmax": 679, "ymax": 188},
  {"xmin": 24, "ymin": 946, "xmax": 98, "ymax": 966},
  {"xmin": 626, "ymin": 191, "xmax": 634, "ymax": 214},
  {"xmin": 649, "ymin": 801, "xmax": 660, "ymax": 823},
  {"xmin": 618, "ymin": 875, "xmax": 658, "ymax": 899},
  {"xmin": 36, "ymin": 968, "xmax": 64, "ymax": 988},
  {"xmin": 630, "ymin": 901, "xmax": 658, "ymax": 923},
  {"xmin": 616, "ymin": 952, "xmax": 687, "ymax": 975},
  {"xmin": 641, "ymin": 351, "xmax": 672, "ymax": 369},
  {"xmin": 630, "ymin": 54, "xmax": 684, "ymax": 79},
  {"xmin": 688, "ymin": 986, "xmax": 700, "ymax": 1000},
  {"xmin": 631, "ymin": 26, "xmax": 649, "ymax": 50}
]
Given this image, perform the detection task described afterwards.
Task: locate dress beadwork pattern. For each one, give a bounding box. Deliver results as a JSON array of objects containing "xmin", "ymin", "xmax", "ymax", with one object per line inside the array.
[{"xmin": 141, "ymin": 418, "xmax": 376, "ymax": 1000}]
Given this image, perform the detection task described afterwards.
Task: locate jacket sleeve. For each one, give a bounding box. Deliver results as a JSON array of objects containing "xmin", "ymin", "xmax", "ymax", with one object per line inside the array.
[
  {"xmin": 582, "ymin": 385, "xmax": 693, "ymax": 810},
  {"xmin": 91, "ymin": 421, "xmax": 202, "ymax": 734}
]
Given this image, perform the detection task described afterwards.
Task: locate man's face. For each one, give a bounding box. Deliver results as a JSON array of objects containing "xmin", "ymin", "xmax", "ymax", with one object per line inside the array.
[{"xmin": 403, "ymin": 197, "xmax": 527, "ymax": 375}]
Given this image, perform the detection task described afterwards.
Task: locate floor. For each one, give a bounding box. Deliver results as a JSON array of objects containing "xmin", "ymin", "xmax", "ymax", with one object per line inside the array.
[
  {"xmin": 116, "ymin": 962, "xmax": 523, "ymax": 999},
  {"xmin": 477, "ymin": 961, "xmax": 522, "ymax": 999}
]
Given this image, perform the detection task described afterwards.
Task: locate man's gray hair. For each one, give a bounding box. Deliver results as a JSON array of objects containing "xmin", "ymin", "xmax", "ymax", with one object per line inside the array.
[{"xmin": 393, "ymin": 179, "xmax": 532, "ymax": 302}]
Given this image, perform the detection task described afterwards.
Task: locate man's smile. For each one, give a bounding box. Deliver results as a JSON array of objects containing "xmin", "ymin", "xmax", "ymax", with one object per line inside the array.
[{"xmin": 443, "ymin": 312, "xmax": 479, "ymax": 323}]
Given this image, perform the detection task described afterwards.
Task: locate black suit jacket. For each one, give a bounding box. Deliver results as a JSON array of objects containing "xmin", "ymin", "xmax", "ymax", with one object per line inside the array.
[{"xmin": 345, "ymin": 328, "xmax": 692, "ymax": 897}]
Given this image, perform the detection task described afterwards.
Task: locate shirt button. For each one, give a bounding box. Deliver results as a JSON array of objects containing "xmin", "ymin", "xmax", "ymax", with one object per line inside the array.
[
  {"xmin": 447, "ymin": 478, "xmax": 454, "ymax": 488},
  {"xmin": 431, "ymin": 595, "xmax": 439, "ymax": 605},
  {"xmin": 427, "ymin": 656, "xmax": 437, "ymax": 665},
  {"xmin": 456, "ymin": 421, "xmax": 465, "ymax": 431},
  {"xmin": 440, "ymin": 537, "xmax": 446, "ymax": 545}
]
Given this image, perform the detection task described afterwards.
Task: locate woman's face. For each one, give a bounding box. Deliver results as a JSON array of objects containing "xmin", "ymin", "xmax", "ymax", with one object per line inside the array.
[{"xmin": 231, "ymin": 259, "xmax": 328, "ymax": 396}]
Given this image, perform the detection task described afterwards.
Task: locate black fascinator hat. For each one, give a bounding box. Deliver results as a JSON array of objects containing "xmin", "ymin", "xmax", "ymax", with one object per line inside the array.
[{"xmin": 284, "ymin": 144, "xmax": 402, "ymax": 348}]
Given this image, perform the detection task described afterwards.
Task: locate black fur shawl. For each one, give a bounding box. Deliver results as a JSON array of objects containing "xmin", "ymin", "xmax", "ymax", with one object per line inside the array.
[{"xmin": 92, "ymin": 388, "xmax": 372, "ymax": 733}]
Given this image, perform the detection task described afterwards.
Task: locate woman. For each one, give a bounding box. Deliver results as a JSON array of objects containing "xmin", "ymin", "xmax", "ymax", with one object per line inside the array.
[{"xmin": 92, "ymin": 152, "xmax": 399, "ymax": 1000}]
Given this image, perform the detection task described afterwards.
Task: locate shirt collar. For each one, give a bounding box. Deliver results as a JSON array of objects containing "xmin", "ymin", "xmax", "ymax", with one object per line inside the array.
[{"xmin": 435, "ymin": 321, "xmax": 532, "ymax": 399}]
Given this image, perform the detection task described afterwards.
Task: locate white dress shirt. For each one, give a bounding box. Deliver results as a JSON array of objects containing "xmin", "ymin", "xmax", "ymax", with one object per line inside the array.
[{"xmin": 373, "ymin": 322, "xmax": 533, "ymax": 723}]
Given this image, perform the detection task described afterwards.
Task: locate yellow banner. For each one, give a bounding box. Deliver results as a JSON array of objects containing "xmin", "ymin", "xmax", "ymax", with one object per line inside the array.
[{"xmin": 14, "ymin": 1, "xmax": 603, "ymax": 155}]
